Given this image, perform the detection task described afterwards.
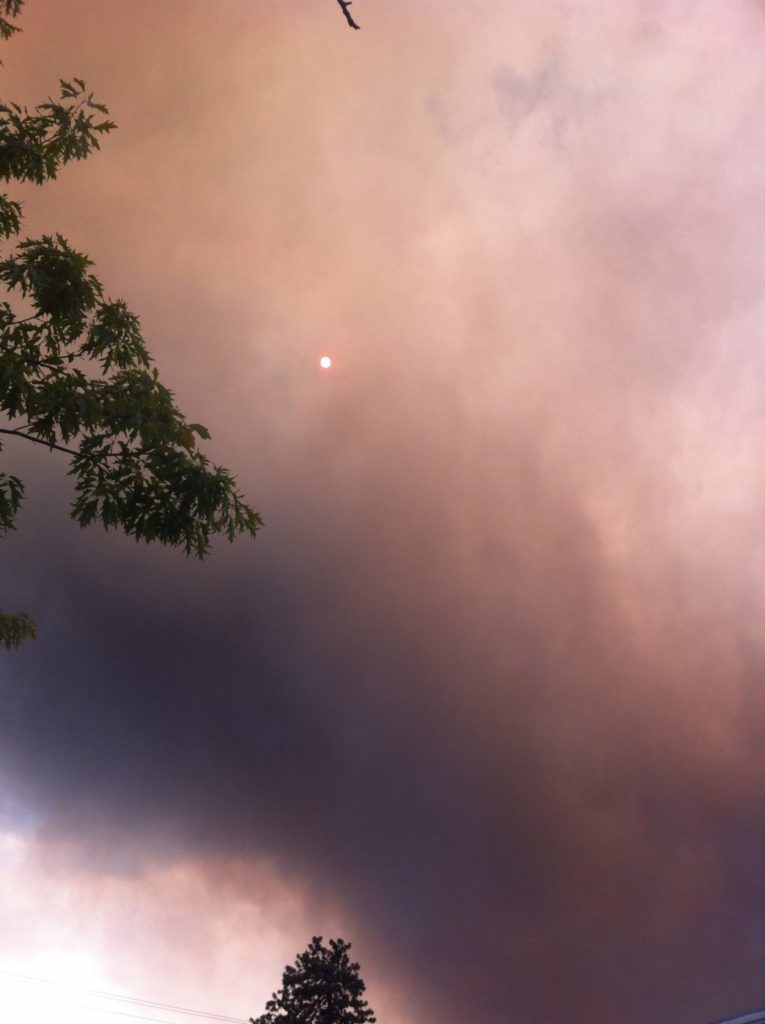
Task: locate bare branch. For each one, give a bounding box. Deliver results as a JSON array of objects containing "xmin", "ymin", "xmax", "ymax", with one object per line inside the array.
[{"xmin": 336, "ymin": 0, "xmax": 360, "ymax": 30}]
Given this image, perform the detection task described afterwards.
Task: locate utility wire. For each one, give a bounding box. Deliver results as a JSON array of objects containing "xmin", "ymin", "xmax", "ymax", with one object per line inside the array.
[
  {"xmin": 49, "ymin": 998, "xmax": 185, "ymax": 1024},
  {"xmin": 0, "ymin": 968, "xmax": 249, "ymax": 1023}
]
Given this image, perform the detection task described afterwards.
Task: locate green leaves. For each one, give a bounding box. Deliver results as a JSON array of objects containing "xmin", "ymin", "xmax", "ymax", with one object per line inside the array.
[
  {"xmin": 0, "ymin": 77, "xmax": 115, "ymax": 186},
  {"xmin": 0, "ymin": 610, "xmax": 36, "ymax": 649},
  {"xmin": 0, "ymin": 234, "xmax": 101, "ymax": 321},
  {"xmin": 84, "ymin": 300, "xmax": 149, "ymax": 371},
  {"xmin": 0, "ymin": 0, "xmax": 261, "ymax": 648},
  {"xmin": 0, "ymin": 235, "xmax": 103, "ymax": 336},
  {"xmin": 0, "ymin": 469, "xmax": 23, "ymax": 534},
  {"xmin": 0, "ymin": 247, "xmax": 264, "ymax": 559},
  {"xmin": 70, "ymin": 438, "xmax": 262, "ymax": 559},
  {"xmin": 0, "ymin": 193, "xmax": 21, "ymax": 237},
  {"xmin": 0, "ymin": 225, "xmax": 264, "ymax": 636}
]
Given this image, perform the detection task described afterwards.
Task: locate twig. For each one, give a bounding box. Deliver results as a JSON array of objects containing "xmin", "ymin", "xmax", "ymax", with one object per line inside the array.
[{"xmin": 336, "ymin": 0, "xmax": 361, "ymax": 29}]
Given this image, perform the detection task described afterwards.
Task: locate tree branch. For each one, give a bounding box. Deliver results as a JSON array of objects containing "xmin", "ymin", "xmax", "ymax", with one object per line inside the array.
[
  {"xmin": 0, "ymin": 425, "xmax": 161, "ymax": 463},
  {"xmin": 336, "ymin": 0, "xmax": 360, "ymax": 29},
  {"xmin": 0, "ymin": 426, "xmax": 80, "ymax": 457}
]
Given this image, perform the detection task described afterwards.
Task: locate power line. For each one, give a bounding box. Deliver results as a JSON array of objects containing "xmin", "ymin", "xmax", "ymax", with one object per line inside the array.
[
  {"xmin": 0, "ymin": 968, "xmax": 249, "ymax": 1023},
  {"xmin": 50, "ymin": 998, "xmax": 187, "ymax": 1024}
]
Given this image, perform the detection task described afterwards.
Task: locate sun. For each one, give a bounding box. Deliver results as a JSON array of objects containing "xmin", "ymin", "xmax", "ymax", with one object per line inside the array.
[{"xmin": 319, "ymin": 355, "xmax": 332, "ymax": 370}]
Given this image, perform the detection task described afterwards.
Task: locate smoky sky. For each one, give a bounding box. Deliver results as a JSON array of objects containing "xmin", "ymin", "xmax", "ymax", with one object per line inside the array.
[{"xmin": 1, "ymin": 2, "xmax": 765, "ymax": 1023}]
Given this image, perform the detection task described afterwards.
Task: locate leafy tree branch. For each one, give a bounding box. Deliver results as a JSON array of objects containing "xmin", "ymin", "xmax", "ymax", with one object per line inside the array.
[{"xmin": 0, "ymin": 1, "xmax": 262, "ymax": 649}]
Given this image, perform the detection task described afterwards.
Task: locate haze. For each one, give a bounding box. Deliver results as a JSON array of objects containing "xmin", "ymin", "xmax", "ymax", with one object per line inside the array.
[{"xmin": 1, "ymin": 2, "xmax": 764, "ymax": 1023}]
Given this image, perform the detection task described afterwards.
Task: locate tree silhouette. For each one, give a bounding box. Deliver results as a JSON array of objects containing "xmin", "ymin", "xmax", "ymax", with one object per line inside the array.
[
  {"xmin": 0, "ymin": 0, "xmax": 261, "ymax": 648},
  {"xmin": 250, "ymin": 937, "xmax": 377, "ymax": 1024}
]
